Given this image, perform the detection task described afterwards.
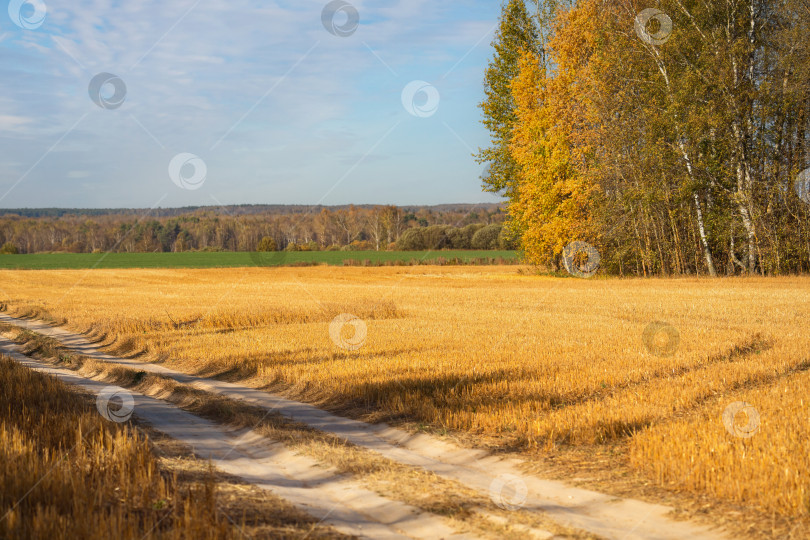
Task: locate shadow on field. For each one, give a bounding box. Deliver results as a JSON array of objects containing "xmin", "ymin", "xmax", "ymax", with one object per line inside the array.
[
  {"xmin": 544, "ymin": 333, "xmax": 775, "ymax": 412},
  {"xmin": 197, "ymin": 346, "xmax": 429, "ymax": 382}
]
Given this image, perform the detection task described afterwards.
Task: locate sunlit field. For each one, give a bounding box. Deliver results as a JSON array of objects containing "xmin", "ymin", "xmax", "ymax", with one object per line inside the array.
[
  {"xmin": 1, "ymin": 266, "xmax": 809, "ymax": 521},
  {"xmin": 0, "ymin": 356, "xmax": 232, "ymax": 539}
]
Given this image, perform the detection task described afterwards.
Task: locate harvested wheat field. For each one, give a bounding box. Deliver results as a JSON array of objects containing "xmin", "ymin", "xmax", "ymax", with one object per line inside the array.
[
  {"xmin": 0, "ymin": 353, "xmax": 349, "ymax": 540},
  {"xmin": 0, "ymin": 265, "xmax": 808, "ymax": 538}
]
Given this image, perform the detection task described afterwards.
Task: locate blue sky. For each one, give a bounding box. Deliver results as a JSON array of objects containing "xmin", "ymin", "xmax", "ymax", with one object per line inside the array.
[{"xmin": 0, "ymin": 0, "xmax": 506, "ymax": 209}]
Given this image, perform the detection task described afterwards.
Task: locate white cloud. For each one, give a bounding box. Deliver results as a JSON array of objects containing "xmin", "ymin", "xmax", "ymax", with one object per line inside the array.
[
  {"xmin": 0, "ymin": 115, "xmax": 33, "ymax": 130},
  {"xmin": 0, "ymin": 0, "xmax": 501, "ymax": 207}
]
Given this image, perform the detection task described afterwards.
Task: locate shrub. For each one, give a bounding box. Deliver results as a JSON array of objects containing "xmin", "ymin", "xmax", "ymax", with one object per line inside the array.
[
  {"xmin": 396, "ymin": 228, "xmax": 427, "ymax": 250},
  {"xmin": 397, "ymin": 226, "xmax": 454, "ymax": 250},
  {"xmin": 498, "ymin": 224, "xmax": 520, "ymax": 250},
  {"xmin": 421, "ymin": 225, "xmax": 452, "ymax": 250},
  {"xmin": 1, "ymin": 242, "xmax": 19, "ymax": 254},
  {"xmin": 256, "ymin": 236, "xmax": 277, "ymax": 252},
  {"xmin": 443, "ymin": 227, "xmax": 467, "ymax": 249},
  {"xmin": 471, "ymin": 224, "xmax": 503, "ymax": 249},
  {"xmin": 445, "ymin": 224, "xmax": 486, "ymax": 249},
  {"xmin": 349, "ymin": 240, "xmax": 374, "ymax": 251}
]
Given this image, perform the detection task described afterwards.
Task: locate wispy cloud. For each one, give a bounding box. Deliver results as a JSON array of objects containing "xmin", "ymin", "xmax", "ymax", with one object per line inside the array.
[
  {"xmin": 0, "ymin": 0, "xmax": 505, "ymax": 208},
  {"xmin": 0, "ymin": 114, "xmax": 33, "ymax": 131}
]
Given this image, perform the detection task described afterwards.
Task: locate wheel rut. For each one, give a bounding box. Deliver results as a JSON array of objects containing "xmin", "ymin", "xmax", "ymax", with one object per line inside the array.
[{"xmin": 0, "ymin": 313, "xmax": 728, "ymax": 540}]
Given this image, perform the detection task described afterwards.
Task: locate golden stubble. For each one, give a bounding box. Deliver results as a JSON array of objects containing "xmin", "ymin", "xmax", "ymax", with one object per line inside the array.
[{"xmin": 2, "ymin": 266, "xmax": 809, "ymax": 516}]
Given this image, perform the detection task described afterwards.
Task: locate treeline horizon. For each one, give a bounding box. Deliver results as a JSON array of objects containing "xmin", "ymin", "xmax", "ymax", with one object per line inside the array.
[
  {"xmin": 0, "ymin": 204, "xmax": 512, "ymax": 254},
  {"xmin": 0, "ymin": 203, "xmax": 504, "ymax": 219},
  {"xmin": 479, "ymin": 0, "xmax": 810, "ymax": 276}
]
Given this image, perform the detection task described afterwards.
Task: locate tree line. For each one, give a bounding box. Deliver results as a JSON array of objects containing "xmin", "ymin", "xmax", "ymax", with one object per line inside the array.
[
  {"xmin": 480, "ymin": 0, "xmax": 810, "ymax": 276},
  {"xmin": 0, "ymin": 205, "xmax": 509, "ymax": 254}
]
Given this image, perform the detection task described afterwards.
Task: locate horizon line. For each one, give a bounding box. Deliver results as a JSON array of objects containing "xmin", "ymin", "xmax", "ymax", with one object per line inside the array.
[{"xmin": 0, "ymin": 202, "xmax": 507, "ymax": 212}]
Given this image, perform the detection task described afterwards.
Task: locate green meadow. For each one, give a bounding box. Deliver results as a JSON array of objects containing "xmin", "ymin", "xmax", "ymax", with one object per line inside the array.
[{"xmin": 0, "ymin": 250, "xmax": 519, "ymax": 270}]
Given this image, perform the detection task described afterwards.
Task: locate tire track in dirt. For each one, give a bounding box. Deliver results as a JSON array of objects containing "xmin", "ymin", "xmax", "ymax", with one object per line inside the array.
[
  {"xmin": 0, "ymin": 313, "xmax": 728, "ymax": 540},
  {"xmin": 0, "ymin": 337, "xmax": 478, "ymax": 540}
]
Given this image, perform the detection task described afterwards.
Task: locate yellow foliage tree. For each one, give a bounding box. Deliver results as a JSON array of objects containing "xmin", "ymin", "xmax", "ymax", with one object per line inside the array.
[{"xmin": 508, "ymin": 2, "xmax": 598, "ymax": 269}]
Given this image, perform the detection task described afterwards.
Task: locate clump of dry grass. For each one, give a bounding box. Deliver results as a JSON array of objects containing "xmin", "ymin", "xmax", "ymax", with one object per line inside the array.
[{"xmin": 0, "ymin": 356, "xmax": 231, "ymax": 540}]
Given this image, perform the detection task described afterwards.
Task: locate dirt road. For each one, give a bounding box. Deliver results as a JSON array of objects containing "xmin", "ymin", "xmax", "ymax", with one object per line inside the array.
[{"xmin": 0, "ymin": 313, "xmax": 727, "ymax": 540}]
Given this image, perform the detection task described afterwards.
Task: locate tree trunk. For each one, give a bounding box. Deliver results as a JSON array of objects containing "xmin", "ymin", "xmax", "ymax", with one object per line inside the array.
[{"xmin": 693, "ymin": 194, "xmax": 717, "ymax": 277}]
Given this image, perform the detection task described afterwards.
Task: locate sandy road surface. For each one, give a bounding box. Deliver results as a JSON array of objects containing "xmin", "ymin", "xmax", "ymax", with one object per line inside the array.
[
  {"xmin": 0, "ymin": 337, "xmax": 478, "ymax": 540},
  {"xmin": 0, "ymin": 313, "xmax": 728, "ymax": 540}
]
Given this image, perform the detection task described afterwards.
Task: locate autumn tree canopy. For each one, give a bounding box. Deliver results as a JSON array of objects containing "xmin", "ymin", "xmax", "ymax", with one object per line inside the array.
[
  {"xmin": 503, "ymin": 0, "xmax": 810, "ymax": 275},
  {"xmin": 0, "ymin": 205, "xmax": 508, "ymax": 254},
  {"xmin": 477, "ymin": 0, "xmax": 540, "ymax": 199}
]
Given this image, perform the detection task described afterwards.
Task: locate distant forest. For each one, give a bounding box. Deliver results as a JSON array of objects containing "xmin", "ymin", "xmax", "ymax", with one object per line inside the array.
[{"xmin": 0, "ymin": 204, "xmax": 516, "ymax": 254}]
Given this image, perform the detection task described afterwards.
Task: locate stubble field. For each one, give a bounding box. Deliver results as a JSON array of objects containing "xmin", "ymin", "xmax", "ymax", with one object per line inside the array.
[{"xmin": 1, "ymin": 265, "xmax": 808, "ymax": 526}]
